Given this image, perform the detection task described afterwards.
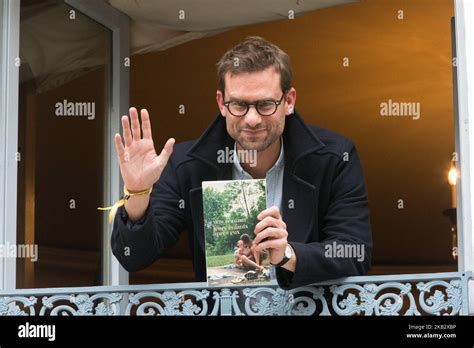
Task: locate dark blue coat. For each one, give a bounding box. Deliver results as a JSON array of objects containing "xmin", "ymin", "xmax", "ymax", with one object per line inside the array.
[{"xmin": 111, "ymin": 111, "xmax": 372, "ymax": 289}]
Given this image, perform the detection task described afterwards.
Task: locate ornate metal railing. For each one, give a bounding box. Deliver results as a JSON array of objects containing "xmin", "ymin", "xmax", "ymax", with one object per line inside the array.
[{"xmin": 0, "ymin": 272, "xmax": 470, "ymax": 316}]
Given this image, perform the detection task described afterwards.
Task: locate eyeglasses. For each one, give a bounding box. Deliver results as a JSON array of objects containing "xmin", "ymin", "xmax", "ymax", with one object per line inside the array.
[{"xmin": 223, "ymin": 91, "xmax": 287, "ymax": 117}]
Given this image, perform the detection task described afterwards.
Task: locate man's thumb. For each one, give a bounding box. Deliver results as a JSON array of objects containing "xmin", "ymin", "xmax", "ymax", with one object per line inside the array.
[{"xmin": 159, "ymin": 138, "xmax": 175, "ymax": 162}]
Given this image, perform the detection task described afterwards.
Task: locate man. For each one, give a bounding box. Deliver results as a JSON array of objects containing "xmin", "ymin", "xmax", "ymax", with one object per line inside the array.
[{"xmin": 111, "ymin": 36, "xmax": 372, "ymax": 290}]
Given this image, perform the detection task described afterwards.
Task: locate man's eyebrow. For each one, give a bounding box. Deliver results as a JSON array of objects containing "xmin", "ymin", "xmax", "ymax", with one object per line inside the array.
[{"xmin": 226, "ymin": 95, "xmax": 278, "ymax": 102}]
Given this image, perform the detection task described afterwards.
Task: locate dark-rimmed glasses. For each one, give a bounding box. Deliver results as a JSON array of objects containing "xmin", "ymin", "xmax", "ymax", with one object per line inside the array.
[{"xmin": 223, "ymin": 91, "xmax": 287, "ymax": 117}]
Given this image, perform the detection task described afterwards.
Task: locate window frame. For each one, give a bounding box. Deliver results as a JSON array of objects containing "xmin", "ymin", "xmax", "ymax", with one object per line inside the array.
[
  {"xmin": 0, "ymin": 0, "xmax": 130, "ymax": 289},
  {"xmin": 64, "ymin": 0, "xmax": 130, "ymax": 286},
  {"xmin": 453, "ymin": 0, "xmax": 474, "ymax": 313},
  {"xmin": 0, "ymin": 0, "xmax": 20, "ymax": 290}
]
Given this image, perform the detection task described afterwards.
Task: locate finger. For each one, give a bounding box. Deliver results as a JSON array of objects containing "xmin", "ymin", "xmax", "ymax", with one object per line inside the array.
[
  {"xmin": 254, "ymin": 216, "xmax": 286, "ymax": 234},
  {"xmin": 254, "ymin": 238, "xmax": 287, "ymax": 252},
  {"xmin": 157, "ymin": 138, "xmax": 176, "ymax": 170},
  {"xmin": 141, "ymin": 109, "xmax": 153, "ymax": 140},
  {"xmin": 114, "ymin": 133, "xmax": 126, "ymax": 162},
  {"xmin": 129, "ymin": 107, "xmax": 141, "ymax": 140},
  {"xmin": 253, "ymin": 227, "xmax": 287, "ymax": 245},
  {"xmin": 121, "ymin": 115, "xmax": 132, "ymax": 147},
  {"xmin": 257, "ymin": 206, "xmax": 281, "ymax": 221}
]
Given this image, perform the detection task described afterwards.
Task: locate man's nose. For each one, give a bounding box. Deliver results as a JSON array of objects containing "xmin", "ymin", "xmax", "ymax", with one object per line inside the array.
[{"xmin": 244, "ymin": 106, "xmax": 262, "ymax": 128}]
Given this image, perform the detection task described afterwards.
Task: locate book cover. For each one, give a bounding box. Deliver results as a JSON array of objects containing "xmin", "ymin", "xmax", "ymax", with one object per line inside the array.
[{"xmin": 202, "ymin": 179, "xmax": 276, "ymax": 287}]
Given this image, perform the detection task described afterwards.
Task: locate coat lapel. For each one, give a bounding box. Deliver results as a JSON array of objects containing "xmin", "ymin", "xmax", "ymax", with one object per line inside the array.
[
  {"xmin": 279, "ymin": 110, "xmax": 325, "ymax": 243},
  {"xmin": 281, "ymin": 167, "xmax": 317, "ymax": 243}
]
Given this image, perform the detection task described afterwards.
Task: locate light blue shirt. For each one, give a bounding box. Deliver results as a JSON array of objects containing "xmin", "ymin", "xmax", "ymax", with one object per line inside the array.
[{"xmin": 231, "ymin": 138, "xmax": 285, "ymax": 214}]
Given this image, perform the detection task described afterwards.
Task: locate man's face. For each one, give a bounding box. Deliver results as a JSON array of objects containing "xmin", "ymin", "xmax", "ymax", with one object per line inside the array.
[{"xmin": 216, "ymin": 67, "xmax": 296, "ymax": 152}]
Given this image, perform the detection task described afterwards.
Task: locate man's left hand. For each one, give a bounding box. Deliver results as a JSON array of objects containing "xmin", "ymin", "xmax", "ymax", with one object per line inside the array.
[{"xmin": 253, "ymin": 206, "xmax": 295, "ymax": 269}]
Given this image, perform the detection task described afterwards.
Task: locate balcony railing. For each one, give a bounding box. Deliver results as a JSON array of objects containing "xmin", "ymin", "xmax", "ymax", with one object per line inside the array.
[{"xmin": 0, "ymin": 272, "xmax": 470, "ymax": 316}]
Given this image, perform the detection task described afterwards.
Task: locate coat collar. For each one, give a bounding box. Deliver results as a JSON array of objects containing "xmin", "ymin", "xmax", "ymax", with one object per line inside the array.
[{"xmin": 186, "ymin": 109, "xmax": 326, "ymax": 170}]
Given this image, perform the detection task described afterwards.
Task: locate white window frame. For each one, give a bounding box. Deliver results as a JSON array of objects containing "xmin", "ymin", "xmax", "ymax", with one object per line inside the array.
[
  {"xmin": 0, "ymin": 0, "xmax": 130, "ymax": 289},
  {"xmin": 454, "ymin": 0, "xmax": 474, "ymax": 313},
  {"xmin": 0, "ymin": 0, "xmax": 20, "ymax": 290},
  {"xmin": 64, "ymin": 0, "xmax": 130, "ymax": 287}
]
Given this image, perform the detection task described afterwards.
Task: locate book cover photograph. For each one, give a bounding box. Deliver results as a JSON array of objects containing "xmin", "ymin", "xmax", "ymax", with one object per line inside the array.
[{"xmin": 202, "ymin": 179, "xmax": 275, "ymax": 287}]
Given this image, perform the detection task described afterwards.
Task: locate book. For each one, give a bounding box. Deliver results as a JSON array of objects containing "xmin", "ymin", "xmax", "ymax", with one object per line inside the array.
[{"xmin": 202, "ymin": 178, "xmax": 276, "ymax": 287}]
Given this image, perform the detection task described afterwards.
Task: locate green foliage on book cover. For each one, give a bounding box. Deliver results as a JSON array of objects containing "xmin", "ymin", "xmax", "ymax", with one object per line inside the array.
[{"xmin": 203, "ymin": 179, "xmax": 266, "ymax": 261}]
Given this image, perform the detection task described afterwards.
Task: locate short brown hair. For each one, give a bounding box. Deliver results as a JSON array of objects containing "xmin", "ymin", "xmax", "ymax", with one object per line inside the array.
[
  {"xmin": 240, "ymin": 234, "xmax": 252, "ymax": 246},
  {"xmin": 216, "ymin": 36, "xmax": 292, "ymax": 94}
]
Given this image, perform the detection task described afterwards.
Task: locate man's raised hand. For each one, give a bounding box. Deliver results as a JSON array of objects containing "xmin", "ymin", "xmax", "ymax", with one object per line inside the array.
[{"xmin": 114, "ymin": 107, "xmax": 175, "ymax": 192}]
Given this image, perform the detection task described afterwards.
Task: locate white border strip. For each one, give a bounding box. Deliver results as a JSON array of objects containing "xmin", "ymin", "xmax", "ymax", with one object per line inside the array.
[
  {"xmin": 455, "ymin": 0, "xmax": 474, "ymax": 313},
  {"xmin": 0, "ymin": 0, "xmax": 20, "ymax": 290}
]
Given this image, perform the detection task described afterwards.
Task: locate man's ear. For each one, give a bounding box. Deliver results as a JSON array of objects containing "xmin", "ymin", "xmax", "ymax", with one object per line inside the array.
[
  {"xmin": 285, "ymin": 87, "xmax": 296, "ymax": 116},
  {"xmin": 216, "ymin": 90, "xmax": 227, "ymax": 117}
]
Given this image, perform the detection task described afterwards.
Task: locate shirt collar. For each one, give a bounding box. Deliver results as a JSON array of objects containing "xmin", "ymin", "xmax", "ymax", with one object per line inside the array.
[{"xmin": 186, "ymin": 111, "xmax": 325, "ymax": 173}]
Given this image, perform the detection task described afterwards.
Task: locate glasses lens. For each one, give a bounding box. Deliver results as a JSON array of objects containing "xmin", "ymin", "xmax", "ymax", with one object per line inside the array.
[
  {"xmin": 229, "ymin": 101, "xmax": 248, "ymax": 116},
  {"xmin": 257, "ymin": 100, "xmax": 277, "ymax": 116}
]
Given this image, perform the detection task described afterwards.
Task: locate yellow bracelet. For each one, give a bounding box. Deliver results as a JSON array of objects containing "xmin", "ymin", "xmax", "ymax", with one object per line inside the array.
[{"xmin": 98, "ymin": 186, "xmax": 153, "ymax": 224}]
